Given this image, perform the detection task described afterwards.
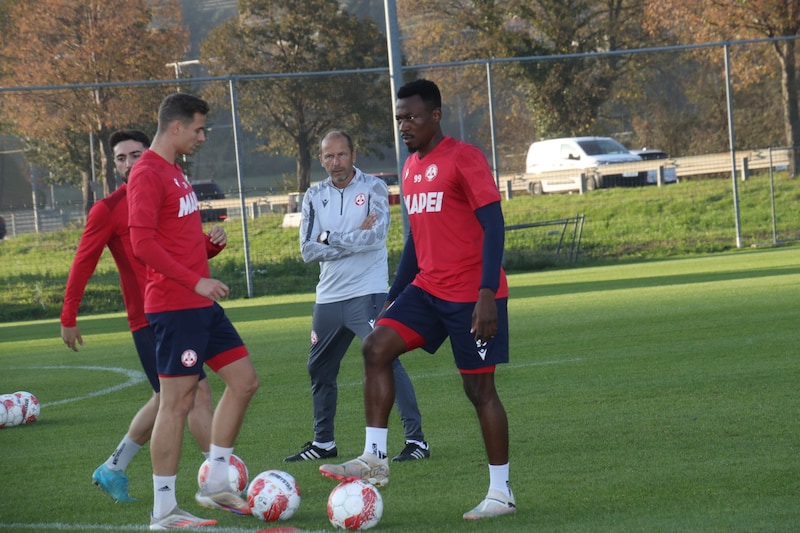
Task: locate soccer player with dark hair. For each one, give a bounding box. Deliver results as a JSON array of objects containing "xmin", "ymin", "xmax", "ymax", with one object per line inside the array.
[
  {"xmin": 321, "ymin": 79, "xmax": 516, "ymax": 520},
  {"xmin": 60, "ymin": 129, "xmax": 216, "ymax": 504},
  {"xmin": 128, "ymin": 93, "xmax": 259, "ymax": 530}
]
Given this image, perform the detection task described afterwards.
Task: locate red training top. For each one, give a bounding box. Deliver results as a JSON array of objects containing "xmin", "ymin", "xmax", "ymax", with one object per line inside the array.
[
  {"xmin": 60, "ymin": 185, "xmax": 148, "ymax": 332},
  {"xmin": 127, "ymin": 149, "xmax": 224, "ymax": 314},
  {"xmin": 401, "ymin": 136, "xmax": 508, "ymax": 302}
]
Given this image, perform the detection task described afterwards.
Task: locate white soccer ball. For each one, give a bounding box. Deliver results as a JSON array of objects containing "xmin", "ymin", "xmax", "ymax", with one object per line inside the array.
[
  {"xmin": 197, "ymin": 454, "xmax": 248, "ymax": 495},
  {"xmin": 0, "ymin": 401, "xmax": 7, "ymax": 428},
  {"xmin": 327, "ymin": 479, "xmax": 383, "ymax": 530},
  {"xmin": 0, "ymin": 394, "xmax": 24, "ymax": 428},
  {"xmin": 14, "ymin": 391, "xmax": 40, "ymax": 424},
  {"xmin": 247, "ymin": 469, "xmax": 301, "ymax": 521}
]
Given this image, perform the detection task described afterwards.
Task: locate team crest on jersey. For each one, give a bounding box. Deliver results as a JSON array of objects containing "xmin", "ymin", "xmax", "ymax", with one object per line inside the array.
[
  {"xmin": 181, "ymin": 349, "xmax": 198, "ymax": 367},
  {"xmin": 425, "ymin": 164, "xmax": 438, "ymax": 182},
  {"xmin": 310, "ymin": 330, "xmax": 318, "ymax": 345},
  {"xmin": 354, "ymin": 192, "xmax": 366, "ymax": 206}
]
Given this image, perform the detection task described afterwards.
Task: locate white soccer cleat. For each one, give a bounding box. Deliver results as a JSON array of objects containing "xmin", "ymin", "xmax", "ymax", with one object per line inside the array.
[
  {"xmin": 462, "ymin": 489, "xmax": 517, "ymax": 520},
  {"xmin": 319, "ymin": 452, "xmax": 390, "ymax": 488}
]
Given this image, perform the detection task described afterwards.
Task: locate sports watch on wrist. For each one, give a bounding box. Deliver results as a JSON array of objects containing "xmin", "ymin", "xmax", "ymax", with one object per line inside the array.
[{"xmin": 319, "ymin": 230, "xmax": 330, "ymax": 245}]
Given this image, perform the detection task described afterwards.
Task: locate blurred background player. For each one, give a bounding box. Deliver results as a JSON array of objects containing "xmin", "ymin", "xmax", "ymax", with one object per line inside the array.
[
  {"xmin": 288, "ymin": 130, "xmax": 429, "ymax": 464},
  {"xmin": 60, "ymin": 130, "xmax": 217, "ymax": 503},
  {"xmin": 320, "ymin": 79, "xmax": 515, "ymax": 520},
  {"xmin": 128, "ymin": 93, "xmax": 259, "ymax": 530}
]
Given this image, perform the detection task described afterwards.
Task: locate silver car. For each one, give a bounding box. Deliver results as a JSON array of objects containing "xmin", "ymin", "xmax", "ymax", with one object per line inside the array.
[{"xmin": 631, "ymin": 149, "xmax": 678, "ymax": 184}]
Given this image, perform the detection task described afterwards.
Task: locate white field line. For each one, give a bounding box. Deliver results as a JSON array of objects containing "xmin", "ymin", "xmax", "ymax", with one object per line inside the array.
[
  {"xmin": 0, "ymin": 523, "xmax": 329, "ymax": 532},
  {"xmin": 9, "ymin": 365, "xmax": 147, "ymax": 407}
]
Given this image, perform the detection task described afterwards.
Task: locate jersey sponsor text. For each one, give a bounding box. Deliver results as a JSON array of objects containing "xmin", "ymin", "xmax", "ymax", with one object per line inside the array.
[{"xmin": 404, "ymin": 191, "xmax": 444, "ymax": 215}]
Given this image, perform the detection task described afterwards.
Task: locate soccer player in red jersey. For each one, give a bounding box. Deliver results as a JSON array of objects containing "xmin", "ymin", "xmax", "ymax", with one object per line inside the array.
[
  {"xmin": 60, "ymin": 130, "xmax": 215, "ymax": 504},
  {"xmin": 127, "ymin": 93, "xmax": 259, "ymax": 530},
  {"xmin": 320, "ymin": 79, "xmax": 515, "ymax": 520}
]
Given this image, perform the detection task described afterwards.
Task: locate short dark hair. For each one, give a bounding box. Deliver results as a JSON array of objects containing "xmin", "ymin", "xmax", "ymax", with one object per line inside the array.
[
  {"xmin": 157, "ymin": 93, "xmax": 209, "ymax": 131},
  {"xmin": 109, "ymin": 130, "xmax": 150, "ymax": 151},
  {"xmin": 320, "ymin": 130, "xmax": 354, "ymax": 153},
  {"xmin": 397, "ymin": 79, "xmax": 442, "ymax": 110}
]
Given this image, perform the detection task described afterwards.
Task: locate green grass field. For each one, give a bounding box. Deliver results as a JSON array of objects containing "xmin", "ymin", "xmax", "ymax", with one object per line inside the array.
[{"xmin": 2, "ymin": 246, "xmax": 799, "ymax": 532}]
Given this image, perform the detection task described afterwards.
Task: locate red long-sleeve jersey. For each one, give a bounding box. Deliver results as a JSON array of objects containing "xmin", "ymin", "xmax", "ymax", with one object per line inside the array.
[{"xmin": 61, "ymin": 185, "xmax": 148, "ymax": 332}]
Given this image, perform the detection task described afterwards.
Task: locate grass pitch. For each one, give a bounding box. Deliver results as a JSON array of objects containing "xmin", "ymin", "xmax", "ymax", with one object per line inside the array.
[{"xmin": 1, "ymin": 247, "xmax": 799, "ymax": 532}]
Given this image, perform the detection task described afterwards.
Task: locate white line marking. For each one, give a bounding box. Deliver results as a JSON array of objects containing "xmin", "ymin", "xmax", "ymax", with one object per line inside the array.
[
  {"xmin": 8, "ymin": 365, "xmax": 147, "ymax": 407},
  {"xmin": 0, "ymin": 523, "xmax": 329, "ymax": 532}
]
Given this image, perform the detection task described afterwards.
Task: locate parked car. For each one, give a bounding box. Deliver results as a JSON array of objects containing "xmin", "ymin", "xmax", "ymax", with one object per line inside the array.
[
  {"xmin": 525, "ymin": 136, "xmax": 645, "ymax": 193},
  {"xmin": 190, "ymin": 180, "xmax": 228, "ymax": 222},
  {"xmin": 630, "ymin": 149, "xmax": 678, "ymax": 184}
]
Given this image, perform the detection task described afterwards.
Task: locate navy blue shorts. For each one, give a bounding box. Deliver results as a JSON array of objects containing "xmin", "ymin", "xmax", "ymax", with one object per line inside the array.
[
  {"xmin": 146, "ymin": 303, "xmax": 248, "ymax": 378},
  {"xmin": 377, "ymin": 285, "xmax": 509, "ymax": 371},
  {"xmin": 131, "ymin": 325, "xmax": 207, "ymax": 392}
]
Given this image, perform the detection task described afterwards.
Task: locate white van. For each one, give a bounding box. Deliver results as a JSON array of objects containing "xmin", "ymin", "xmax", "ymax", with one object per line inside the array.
[{"xmin": 524, "ymin": 137, "xmax": 644, "ymax": 193}]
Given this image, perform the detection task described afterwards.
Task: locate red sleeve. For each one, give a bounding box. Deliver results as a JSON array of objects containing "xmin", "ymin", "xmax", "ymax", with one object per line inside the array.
[
  {"xmin": 130, "ymin": 226, "xmax": 202, "ymax": 291},
  {"xmin": 205, "ymin": 234, "xmax": 225, "ymax": 259},
  {"xmin": 60, "ymin": 203, "xmax": 114, "ymax": 327}
]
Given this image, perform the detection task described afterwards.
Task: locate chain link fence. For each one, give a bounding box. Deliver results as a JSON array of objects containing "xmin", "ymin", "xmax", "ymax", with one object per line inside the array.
[{"xmin": 1, "ymin": 37, "xmax": 799, "ymax": 305}]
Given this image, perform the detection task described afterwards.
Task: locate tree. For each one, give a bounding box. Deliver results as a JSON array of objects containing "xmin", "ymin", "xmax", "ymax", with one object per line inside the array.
[
  {"xmin": 396, "ymin": 0, "xmax": 651, "ymax": 167},
  {"xmin": 0, "ymin": 0, "xmax": 188, "ymax": 212},
  {"xmin": 200, "ymin": 0, "xmax": 392, "ymax": 192},
  {"xmin": 645, "ymin": 0, "xmax": 800, "ymax": 176}
]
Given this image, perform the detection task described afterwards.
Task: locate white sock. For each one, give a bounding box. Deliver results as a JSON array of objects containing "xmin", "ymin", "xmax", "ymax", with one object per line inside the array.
[
  {"xmin": 363, "ymin": 427, "xmax": 388, "ymax": 460},
  {"xmin": 488, "ymin": 463, "xmax": 511, "ymax": 498},
  {"xmin": 152, "ymin": 474, "xmax": 177, "ymax": 518},
  {"xmin": 105, "ymin": 435, "xmax": 142, "ymax": 471},
  {"xmin": 206, "ymin": 444, "xmax": 233, "ymax": 492},
  {"xmin": 313, "ymin": 441, "xmax": 335, "ymax": 450}
]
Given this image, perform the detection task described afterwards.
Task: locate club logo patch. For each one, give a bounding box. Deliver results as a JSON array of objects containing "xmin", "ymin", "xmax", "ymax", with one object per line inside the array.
[
  {"xmin": 181, "ymin": 349, "xmax": 198, "ymax": 367},
  {"xmin": 311, "ymin": 330, "xmax": 318, "ymax": 345},
  {"xmin": 425, "ymin": 164, "xmax": 438, "ymax": 182},
  {"xmin": 355, "ymin": 192, "xmax": 366, "ymax": 206}
]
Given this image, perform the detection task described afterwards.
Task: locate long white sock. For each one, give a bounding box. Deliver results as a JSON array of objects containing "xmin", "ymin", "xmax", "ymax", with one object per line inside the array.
[
  {"xmin": 152, "ymin": 474, "xmax": 177, "ymax": 519},
  {"xmin": 363, "ymin": 427, "xmax": 388, "ymax": 460},
  {"xmin": 206, "ymin": 444, "xmax": 233, "ymax": 492},
  {"xmin": 488, "ymin": 463, "xmax": 511, "ymax": 498},
  {"xmin": 104, "ymin": 435, "xmax": 142, "ymax": 471}
]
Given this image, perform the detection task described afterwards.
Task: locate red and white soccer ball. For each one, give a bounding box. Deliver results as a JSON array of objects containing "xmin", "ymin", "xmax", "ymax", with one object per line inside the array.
[
  {"xmin": 197, "ymin": 454, "xmax": 249, "ymax": 495},
  {"xmin": 327, "ymin": 479, "xmax": 383, "ymax": 531},
  {"xmin": 14, "ymin": 391, "xmax": 40, "ymax": 424},
  {"xmin": 247, "ymin": 469, "xmax": 301, "ymax": 522},
  {"xmin": 0, "ymin": 393, "xmax": 25, "ymax": 428}
]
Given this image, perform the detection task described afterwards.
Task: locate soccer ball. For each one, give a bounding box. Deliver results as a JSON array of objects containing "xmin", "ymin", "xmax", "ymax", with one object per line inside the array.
[
  {"xmin": 327, "ymin": 479, "xmax": 383, "ymax": 530},
  {"xmin": 0, "ymin": 401, "xmax": 7, "ymax": 429},
  {"xmin": 197, "ymin": 454, "xmax": 248, "ymax": 495},
  {"xmin": 247, "ymin": 469, "xmax": 301, "ymax": 521},
  {"xmin": 14, "ymin": 391, "xmax": 40, "ymax": 424},
  {"xmin": 0, "ymin": 394, "xmax": 24, "ymax": 428}
]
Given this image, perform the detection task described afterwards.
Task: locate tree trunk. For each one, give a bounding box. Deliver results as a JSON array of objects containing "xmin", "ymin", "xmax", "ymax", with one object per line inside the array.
[
  {"xmin": 81, "ymin": 169, "xmax": 95, "ymax": 218},
  {"xmin": 296, "ymin": 136, "xmax": 312, "ymax": 192},
  {"xmin": 776, "ymin": 39, "xmax": 800, "ymax": 178},
  {"xmin": 99, "ymin": 130, "xmax": 118, "ymax": 194}
]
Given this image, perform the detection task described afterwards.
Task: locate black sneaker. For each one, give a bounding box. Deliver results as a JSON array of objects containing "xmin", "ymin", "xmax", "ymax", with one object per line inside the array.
[
  {"xmin": 391, "ymin": 441, "xmax": 430, "ymax": 462},
  {"xmin": 284, "ymin": 441, "xmax": 337, "ymax": 462}
]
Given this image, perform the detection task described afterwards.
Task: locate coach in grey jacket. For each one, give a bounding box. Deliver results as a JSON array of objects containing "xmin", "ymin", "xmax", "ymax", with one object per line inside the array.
[{"xmin": 285, "ymin": 130, "xmax": 429, "ymax": 464}]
